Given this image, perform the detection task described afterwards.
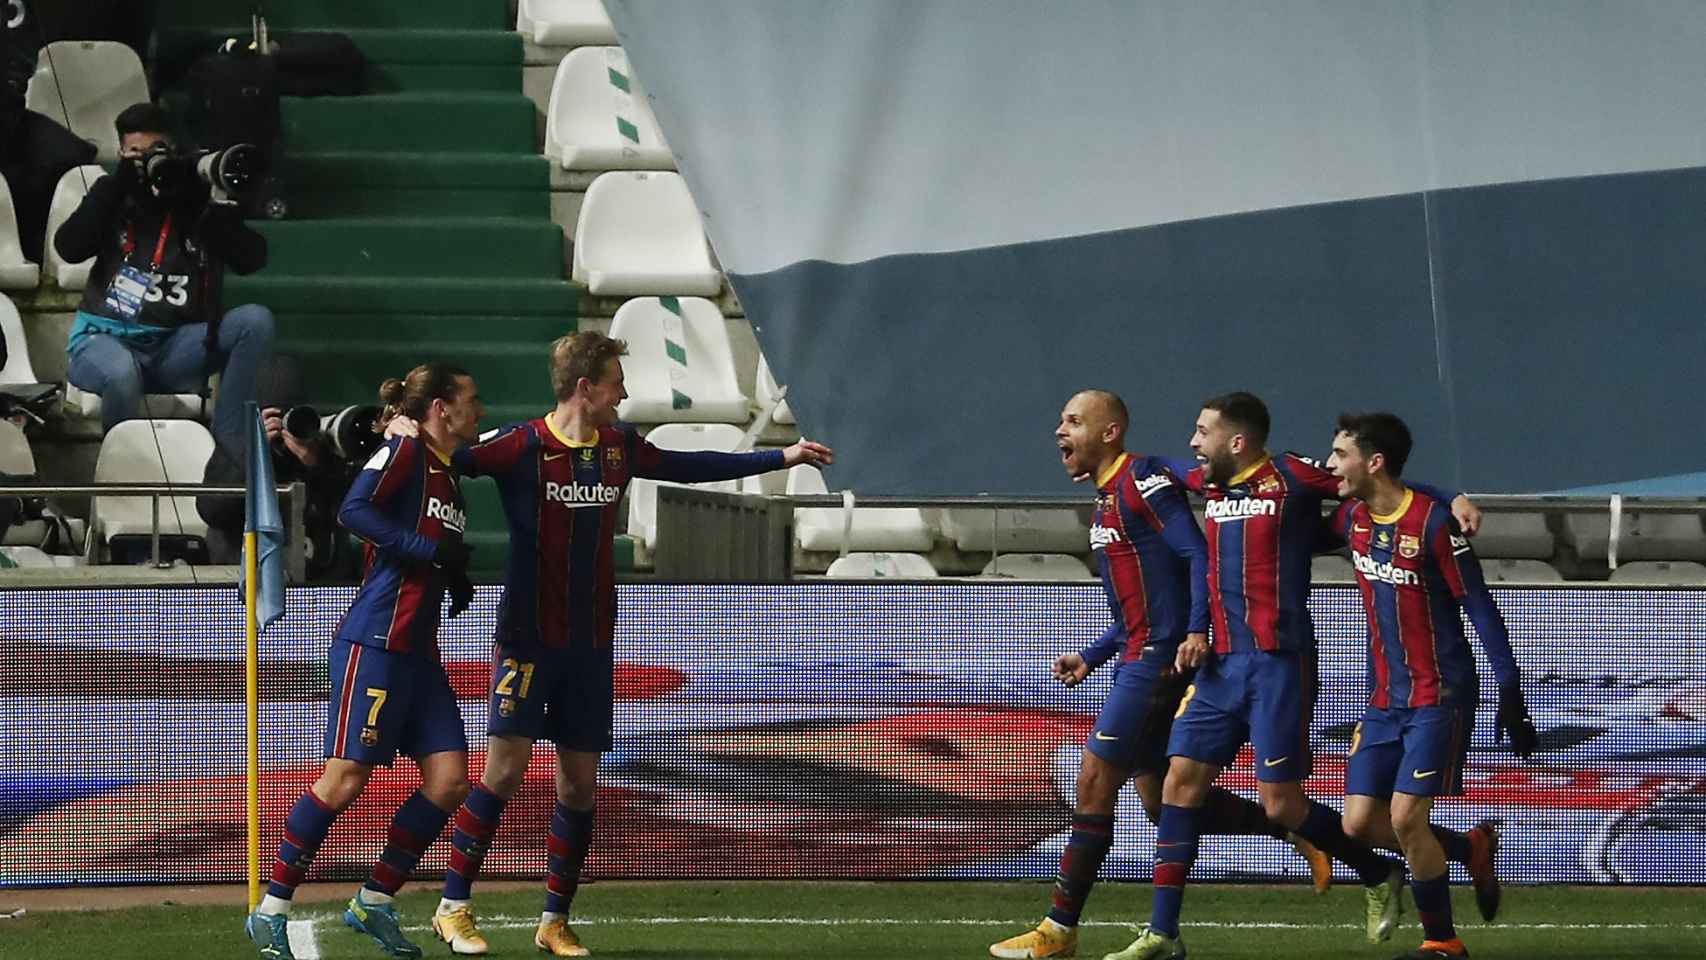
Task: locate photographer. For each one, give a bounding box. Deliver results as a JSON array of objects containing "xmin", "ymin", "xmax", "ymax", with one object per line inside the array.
[
  {"xmin": 198, "ymin": 405, "xmax": 363, "ymax": 582},
  {"xmin": 53, "ymin": 102, "xmax": 273, "ymax": 450}
]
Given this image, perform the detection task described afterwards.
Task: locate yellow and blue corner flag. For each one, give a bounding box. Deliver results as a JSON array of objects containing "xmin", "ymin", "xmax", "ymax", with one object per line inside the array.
[{"xmin": 243, "ymin": 402, "xmax": 286, "ymax": 631}]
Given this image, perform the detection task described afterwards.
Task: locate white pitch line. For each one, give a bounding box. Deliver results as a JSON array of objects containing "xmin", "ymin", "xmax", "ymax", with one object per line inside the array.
[
  {"xmin": 290, "ymin": 914, "xmax": 1706, "ymax": 933},
  {"xmin": 286, "ymin": 918, "xmax": 321, "ymax": 959}
]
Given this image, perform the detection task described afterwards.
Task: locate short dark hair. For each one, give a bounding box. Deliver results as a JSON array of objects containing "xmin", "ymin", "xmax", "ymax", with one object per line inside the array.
[
  {"xmin": 1077, "ymin": 389, "xmax": 1129, "ymax": 433},
  {"xmin": 114, "ymin": 102, "xmax": 171, "ymax": 138},
  {"xmin": 1336, "ymin": 412, "xmax": 1412, "ymax": 477},
  {"xmin": 1202, "ymin": 391, "xmax": 1270, "ymax": 446}
]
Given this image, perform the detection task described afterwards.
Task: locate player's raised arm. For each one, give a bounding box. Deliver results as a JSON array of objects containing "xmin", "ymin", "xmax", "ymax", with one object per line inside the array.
[
  {"xmin": 339, "ymin": 436, "xmax": 437, "ymax": 565},
  {"xmin": 1140, "ymin": 471, "xmax": 1211, "ymax": 637},
  {"xmin": 630, "ymin": 430, "xmax": 833, "ymax": 483},
  {"xmin": 452, "ymin": 423, "xmax": 535, "ymax": 478},
  {"xmin": 1430, "ymin": 513, "xmax": 1537, "ymax": 757}
]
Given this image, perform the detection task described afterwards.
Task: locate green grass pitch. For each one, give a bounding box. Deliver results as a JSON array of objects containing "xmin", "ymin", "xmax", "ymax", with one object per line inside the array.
[{"xmin": 6, "ymin": 881, "xmax": 1703, "ymax": 959}]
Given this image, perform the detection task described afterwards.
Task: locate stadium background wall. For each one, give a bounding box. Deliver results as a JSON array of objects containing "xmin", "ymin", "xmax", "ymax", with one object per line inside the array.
[{"xmin": 1, "ymin": 583, "xmax": 1702, "ymax": 887}]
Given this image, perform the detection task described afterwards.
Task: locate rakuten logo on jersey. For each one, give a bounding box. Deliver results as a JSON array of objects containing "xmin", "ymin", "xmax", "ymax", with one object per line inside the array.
[
  {"xmin": 545, "ymin": 480, "xmax": 621, "ymax": 507},
  {"xmin": 425, "ymin": 497, "xmax": 466, "ymax": 532},
  {"xmin": 1204, "ymin": 498, "xmax": 1277, "ymax": 521},
  {"xmin": 1353, "ymin": 551, "xmax": 1420, "ymax": 587},
  {"xmin": 1089, "ymin": 523, "xmax": 1122, "ymax": 550}
]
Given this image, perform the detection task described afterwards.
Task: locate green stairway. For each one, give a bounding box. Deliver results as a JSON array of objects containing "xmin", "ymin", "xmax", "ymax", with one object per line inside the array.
[{"xmin": 160, "ymin": 0, "xmax": 578, "ymax": 576}]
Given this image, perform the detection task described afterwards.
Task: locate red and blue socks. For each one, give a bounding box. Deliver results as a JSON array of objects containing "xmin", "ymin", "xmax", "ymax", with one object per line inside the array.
[
  {"xmin": 364, "ymin": 789, "xmax": 453, "ymax": 898},
  {"xmin": 262, "ymin": 790, "xmax": 340, "ymax": 914},
  {"xmin": 1148, "ymin": 803, "xmax": 1201, "ymax": 938},
  {"xmin": 542, "ymin": 803, "xmax": 594, "ymax": 917},
  {"xmin": 1412, "ymin": 871, "xmax": 1457, "ymax": 942},
  {"xmin": 1046, "ymin": 812, "xmax": 1115, "ymax": 927},
  {"xmin": 443, "ymin": 785, "xmax": 507, "ymax": 902}
]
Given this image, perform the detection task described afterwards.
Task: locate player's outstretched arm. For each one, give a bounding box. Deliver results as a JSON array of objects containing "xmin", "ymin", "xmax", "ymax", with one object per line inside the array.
[
  {"xmin": 338, "ymin": 438, "xmax": 436, "ymax": 564},
  {"xmin": 635, "ymin": 434, "xmax": 833, "ymax": 483},
  {"xmin": 1433, "ymin": 517, "xmax": 1536, "ymax": 757}
]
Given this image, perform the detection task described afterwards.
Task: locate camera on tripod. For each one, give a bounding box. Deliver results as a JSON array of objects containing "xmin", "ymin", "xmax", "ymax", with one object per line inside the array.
[
  {"xmin": 283, "ymin": 404, "xmax": 384, "ymax": 462},
  {"xmin": 140, "ymin": 142, "xmax": 264, "ymax": 199}
]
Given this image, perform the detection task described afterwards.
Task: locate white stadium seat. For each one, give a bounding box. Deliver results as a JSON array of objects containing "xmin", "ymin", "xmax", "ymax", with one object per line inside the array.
[
  {"xmin": 65, "ymin": 384, "xmax": 209, "ymax": 424},
  {"xmin": 0, "ymin": 175, "xmax": 42, "ymax": 289},
  {"xmin": 981, "ymin": 553, "xmax": 1095, "ymax": 580},
  {"xmin": 518, "ymin": 0, "xmax": 617, "ymax": 47},
  {"xmin": 611, "ymin": 296, "xmax": 747, "ymax": 424},
  {"xmin": 1564, "ymin": 512, "xmax": 1706, "ymax": 562},
  {"xmin": 547, "ymin": 47, "xmax": 674, "ymax": 171},
  {"xmin": 25, "ymin": 42, "xmax": 150, "ymax": 165},
  {"xmin": 1472, "ymin": 511, "xmax": 1555, "ymax": 559},
  {"xmin": 1480, "ymin": 558, "xmax": 1564, "ymax": 583},
  {"xmin": 789, "ymin": 464, "xmax": 936, "ymax": 553},
  {"xmin": 1609, "ymin": 561, "xmax": 1706, "ymax": 585},
  {"xmin": 0, "ymin": 418, "xmax": 32, "ymax": 476},
  {"xmin": 1310, "ymin": 554, "xmax": 1356, "ymax": 583},
  {"xmin": 940, "ymin": 506, "xmax": 1088, "ymax": 553},
  {"xmin": 572, "ymin": 171, "xmax": 721, "ymax": 296},
  {"xmin": 91, "ymin": 419, "xmax": 215, "ymax": 555},
  {"xmin": 45, "ymin": 165, "xmax": 107, "ymax": 290},
  {"xmin": 625, "ymin": 422, "xmax": 745, "ymax": 549},
  {"xmin": 2, "ymin": 295, "xmax": 40, "ymax": 384},
  {"xmin": 756, "ymin": 353, "xmax": 795, "ymax": 426},
  {"xmin": 826, "ymin": 552, "xmax": 939, "ymax": 578}
]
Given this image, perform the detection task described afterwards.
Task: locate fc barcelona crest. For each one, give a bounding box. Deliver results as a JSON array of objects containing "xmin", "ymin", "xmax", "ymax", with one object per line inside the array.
[
  {"xmin": 1097, "ymin": 493, "xmax": 1113, "ymax": 513},
  {"xmin": 360, "ymin": 727, "xmax": 379, "ymax": 747},
  {"xmin": 1255, "ymin": 476, "xmax": 1280, "ymax": 494},
  {"xmin": 1398, "ymin": 534, "xmax": 1421, "ymax": 559},
  {"xmin": 605, "ymin": 446, "xmax": 623, "ymax": 468}
]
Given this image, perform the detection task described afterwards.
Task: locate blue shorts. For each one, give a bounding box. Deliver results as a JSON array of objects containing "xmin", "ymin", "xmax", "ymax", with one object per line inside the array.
[
  {"xmin": 1344, "ymin": 703, "xmax": 1474, "ymax": 799},
  {"xmin": 325, "ymin": 638, "xmax": 468, "ymax": 765},
  {"xmin": 1166, "ymin": 650, "xmax": 1312, "ymax": 782},
  {"xmin": 487, "ymin": 641, "xmax": 614, "ymax": 753},
  {"xmin": 1085, "ymin": 666, "xmax": 1191, "ymax": 774}
]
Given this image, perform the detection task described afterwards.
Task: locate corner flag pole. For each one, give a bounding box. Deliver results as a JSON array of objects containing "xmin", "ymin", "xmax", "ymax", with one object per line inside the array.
[{"xmin": 245, "ymin": 528, "xmax": 261, "ymax": 911}]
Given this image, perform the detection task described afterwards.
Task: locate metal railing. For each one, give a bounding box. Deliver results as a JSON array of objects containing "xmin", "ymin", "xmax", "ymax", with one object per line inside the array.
[{"xmin": 0, "ymin": 482, "xmax": 308, "ymax": 579}]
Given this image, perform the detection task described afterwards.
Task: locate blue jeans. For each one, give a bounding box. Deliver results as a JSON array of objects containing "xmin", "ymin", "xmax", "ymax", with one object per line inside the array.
[{"xmin": 66, "ymin": 304, "xmax": 275, "ymax": 447}]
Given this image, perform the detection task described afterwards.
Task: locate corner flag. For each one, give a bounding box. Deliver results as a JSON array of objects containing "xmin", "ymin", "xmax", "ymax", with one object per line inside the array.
[{"xmin": 243, "ymin": 402, "xmax": 285, "ymax": 630}]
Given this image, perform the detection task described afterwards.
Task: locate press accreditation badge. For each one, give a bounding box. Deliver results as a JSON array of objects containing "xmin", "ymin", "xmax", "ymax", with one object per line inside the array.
[{"xmin": 104, "ymin": 265, "xmax": 153, "ymax": 321}]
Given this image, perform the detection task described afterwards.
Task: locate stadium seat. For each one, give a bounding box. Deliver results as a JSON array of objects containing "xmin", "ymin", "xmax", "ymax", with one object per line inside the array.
[
  {"xmin": 90, "ymin": 419, "xmax": 214, "ymax": 562},
  {"xmin": 825, "ymin": 552, "xmax": 939, "ymax": 578},
  {"xmin": 572, "ymin": 171, "xmax": 721, "ymax": 296},
  {"xmin": 546, "ymin": 47, "xmax": 674, "ymax": 170},
  {"xmin": 0, "ymin": 175, "xmax": 41, "ymax": 289},
  {"xmin": 1472, "ymin": 511, "xmax": 1555, "ymax": 559},
  {"xmin": 518, "ymin": 0, "xmax": 618, "ymax": 47},
  {"xmin": 44, "ymin": 165, "xmax": 107, "ymax": 290},
  {"xmin": 1481, "ymin": 558, "xmax": 1565, "ymax": 583},
  {"xmin": 611, "ymin": 296, "xmax": 748, "ymax": 423},
  {"xmin": 0, "ymin": 418, "xmax": 30, "ymax": 476},
  {"xmin": 981, "ymin": 553, "xmax": 1095, "ymax": 580},
  {"xmin": 1564, "ymin": 512, "xmax": 1706, "ymax": 562},
  {"xmin": 1310, "ymin": 554, "xmax": 1356, "ymax": 583},
  {"xmin": 1, "ymin": 295, "xmax": 40, "ymax": 384},
  {"xmin": 625, "ymin": 422, "xmax": 745, "ymax": 548},
  {"xmin": 756, "ymin": 353, "xmax": 795, "ymax": 425},
  {"xmin": 0, "ymin": 545, "xmax": 58, "ymax": 567},
  {"xmin": 940, "ymin": 506, "xmax": 1088, "ymax": 553},
  {"xmin": 1609, "ymin": 561, "xmax": 1706, "ymax": 585},
  {"xmin": 789, "ymin": 464, "xmax": 936, "ymax": 553},
  {"xmin": 64, "ymin": 384, "xmax": 209, "ymax": 424},
  {"xmin": 25, "ymin": 41, "xmax": 150, "ymax": 165}
]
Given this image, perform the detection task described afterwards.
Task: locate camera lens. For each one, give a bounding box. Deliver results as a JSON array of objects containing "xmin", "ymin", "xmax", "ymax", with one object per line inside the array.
[{"xmin": 284, "ymin": 406, "xmax": 320, "ymax": 441}]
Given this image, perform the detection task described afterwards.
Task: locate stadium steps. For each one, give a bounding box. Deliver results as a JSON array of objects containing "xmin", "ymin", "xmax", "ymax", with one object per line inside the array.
[{"xmin": 155, "ymin": 0, "xmax": 575, "ymax": 576}]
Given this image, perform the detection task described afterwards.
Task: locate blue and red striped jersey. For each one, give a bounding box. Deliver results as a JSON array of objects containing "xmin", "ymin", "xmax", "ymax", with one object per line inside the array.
[
  {"xmin": 334, "ymin": 435, "xmax": 467, "ymax": 656},
  {"xmin": 455, "ymin": 415, "xmax": 785, "ymax": 651},
  {"xmin": 1177, "ymin": 453, "xmax": 1340, "ymax": 654},
  {"xmin": 1080, "ymin": 454, "xmax": 1209, "ymax": 677},
  {"xmin": 1325, "ymin": 489, "xmax": 1520, "ymax": 708}
]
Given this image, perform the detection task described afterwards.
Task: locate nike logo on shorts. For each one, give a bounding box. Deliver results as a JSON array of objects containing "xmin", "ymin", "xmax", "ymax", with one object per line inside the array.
[
  {"xmin": 1412, "ymin": 769, "xmax": 1437, "ymax": 779},
  {"xmin": 1263, "ymin": 756, "xmax": 1290, "ymax": 767}
]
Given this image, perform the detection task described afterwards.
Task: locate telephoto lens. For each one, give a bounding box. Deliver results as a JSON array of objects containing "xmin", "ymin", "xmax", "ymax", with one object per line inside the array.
[
  {"xmin": 283, "ymin": 406, "xmax": 321, "ymax": 442},
  {"xmin": 141, "ymin": 145, "xmax": 192, "ymax": 197},
  {"xmin": 196, "ymin": 143, "xmax": 262, "ymax": 195},
  {"xmin": 325, "ymin": 405, "xmax": 383, "ymax": 461}
]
